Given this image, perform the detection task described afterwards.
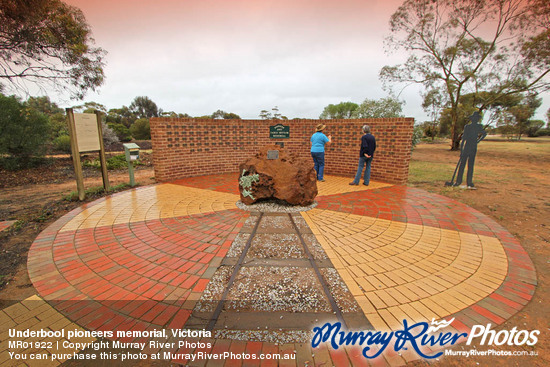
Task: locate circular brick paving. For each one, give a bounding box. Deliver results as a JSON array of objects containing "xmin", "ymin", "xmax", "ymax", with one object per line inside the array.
[{"xmin": 27, "ymin": 174, "xmax": 537, "ymax": 365}]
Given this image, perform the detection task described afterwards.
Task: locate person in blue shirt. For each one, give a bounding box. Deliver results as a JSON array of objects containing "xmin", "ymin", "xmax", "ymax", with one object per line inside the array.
[
  {"xmin": 310, "ymin": 123, "xmax": 332, "ymax": 182},
  {"xmin": 349, "ymin": 125, "xmax": 376, "ymax": 186}
]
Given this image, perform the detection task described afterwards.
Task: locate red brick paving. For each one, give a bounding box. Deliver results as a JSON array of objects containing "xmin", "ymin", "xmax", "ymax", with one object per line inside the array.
[{"xmin": 24, "ymin": 174, "xmax": 537, "ymax": 366}]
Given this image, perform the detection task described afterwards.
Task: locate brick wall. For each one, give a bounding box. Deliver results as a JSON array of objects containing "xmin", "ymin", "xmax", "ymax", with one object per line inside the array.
[{"xmin": 150, "ymin": 118, "xmax": 414, "ymax": 184}]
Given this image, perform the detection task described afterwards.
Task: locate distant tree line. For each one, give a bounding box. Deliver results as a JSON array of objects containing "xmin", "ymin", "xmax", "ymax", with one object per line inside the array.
[
  {"xmin": 419, "ymin": 92, "xmax": 550, "ymax": 141},
  {"xmin": 319, "ymin": 97, "xmax": 405, "ymax": 119},
  {"xmin": 0, "ymin": 91, "xmax": 243, "ymax": 170},
  {"xmin": 318, "ymin": 94, "xmax": 550, "ymax": 143}
]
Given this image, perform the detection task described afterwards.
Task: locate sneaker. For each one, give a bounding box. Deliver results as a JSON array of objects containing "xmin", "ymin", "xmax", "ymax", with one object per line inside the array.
[
  {"xmin": 363, "ymin": 183, "xmax": 369, "ymax": 186},
  {"xmin": 318, "ymin": 179, "xmax": 325, "ymax": 182},
  {"xmin": 349, "ymin": 182, "xmax": 358, "ymax": 185},
  {"xmin": 467, "ymin": 185, "xmax": 477, "ymax": 190}
]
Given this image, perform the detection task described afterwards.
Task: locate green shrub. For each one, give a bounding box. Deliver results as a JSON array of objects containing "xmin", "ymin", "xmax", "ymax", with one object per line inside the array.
[
  {"xmin": 47, "ymin": 112, "xmax": 69, "ymax": 139},
  {"xmin": 0, "ymin": 94, "xmax": 49, "ymax": 163},
  {"xmin": 0, "ymin": 156, "xmax": 51, "ymax": 171},
  {"xmin": 423, "ymin": 124, "xmax": 439, "ymax": 139},
  {"xmin": 535, "ymin": 128, "xmax": 550, "ymax": 137},
  {"xmin": 130, "ymin": 118, "xmax": 151, "ymax": 140},
  {"xmin": 108, "ymin": 123, "xmax": 132, "ymax": 142},
  {"xmin": 526, "ymin": 120, "xmax": 545, "ymax": 137},
  {"xmin": 106, "ymin": 154, "xmax": 128, "ymax": 170},
  {"xmin": 101, "ymin": 121, "xmax": 119, "ymax": 146},
  {"xmin": 83, "ymin": 154, "xmax": 129, "ymax": 170},
  {"xmin": 53, "ymin": 135, "xmax": 72, "ymax": 153}
]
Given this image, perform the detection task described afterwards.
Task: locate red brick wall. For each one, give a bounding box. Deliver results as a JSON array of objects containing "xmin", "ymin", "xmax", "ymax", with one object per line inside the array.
[{"xmin": 150, "ymin": 118, "xmax": 414, "ymax": 184}]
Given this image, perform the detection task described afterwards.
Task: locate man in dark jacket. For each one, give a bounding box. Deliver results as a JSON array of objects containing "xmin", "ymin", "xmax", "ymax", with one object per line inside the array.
[{"xmin": 349, "ymin": 125, "xmax": 376, "ymax": 186}]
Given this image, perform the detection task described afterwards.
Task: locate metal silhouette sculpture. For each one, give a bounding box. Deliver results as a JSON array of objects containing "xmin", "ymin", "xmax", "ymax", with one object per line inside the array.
[{"xmin": 445, "ymin": 111, "xmax": 487, "ymax": 189}]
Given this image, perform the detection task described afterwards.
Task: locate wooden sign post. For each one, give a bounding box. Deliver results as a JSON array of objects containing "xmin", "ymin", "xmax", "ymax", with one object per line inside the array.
[
  {"xmin": 95, "ymin": 111, "xmax": 110, "ymax": 192},
  {"xmin": 66, "ymin": 108, "xmax": 110, "ymax": 200}
]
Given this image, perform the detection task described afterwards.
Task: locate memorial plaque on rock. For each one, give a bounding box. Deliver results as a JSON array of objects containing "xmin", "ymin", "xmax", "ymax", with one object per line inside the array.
[{"xmin": 267, "ymin": 150, "xmax": 279, "ymax": 160}]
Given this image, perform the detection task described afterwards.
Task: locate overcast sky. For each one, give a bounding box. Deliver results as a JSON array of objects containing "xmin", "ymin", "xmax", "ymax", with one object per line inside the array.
[{"xmin": 61, "ymin": 0, "xmax": 549, "ymax": 122}]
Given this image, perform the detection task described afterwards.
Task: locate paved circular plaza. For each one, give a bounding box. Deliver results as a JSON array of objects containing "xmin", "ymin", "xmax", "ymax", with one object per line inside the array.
[{"xmin": 25, "ymin": 174, "xmax": 536, "ymax": 365}]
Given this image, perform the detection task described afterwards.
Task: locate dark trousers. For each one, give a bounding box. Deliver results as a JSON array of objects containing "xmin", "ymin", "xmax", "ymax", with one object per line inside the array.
[{"xmin": 311, "ymin": 152, "xmax": 325, "ymax": 180}]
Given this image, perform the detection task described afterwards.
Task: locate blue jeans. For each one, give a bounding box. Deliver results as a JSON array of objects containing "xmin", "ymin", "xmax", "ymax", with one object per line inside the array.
[
  {"xmin": 311, "ymin": 152, "xmax": 325, "ymax": 180},
  {"xmin": 352, "ymin": 156, "xmax": 372, "ymax": 185}
]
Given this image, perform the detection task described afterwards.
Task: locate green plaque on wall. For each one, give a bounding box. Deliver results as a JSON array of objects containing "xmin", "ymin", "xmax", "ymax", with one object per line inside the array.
[{"xmin": 269, "ymin": 124, "xmax": 290, "ymax": 139}]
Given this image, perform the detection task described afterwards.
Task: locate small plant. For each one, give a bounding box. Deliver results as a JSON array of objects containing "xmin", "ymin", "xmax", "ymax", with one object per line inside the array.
[
  {"xmin": 34, "ymin": 208, "xmax": 54, "ymax": 223},
  {"xmin": 239, "ymin": 169, "xmax": 259, "ymax": 200},
  {"xmin": 10, "ymin": 220, "xmax": 25, "ymax": 232}
]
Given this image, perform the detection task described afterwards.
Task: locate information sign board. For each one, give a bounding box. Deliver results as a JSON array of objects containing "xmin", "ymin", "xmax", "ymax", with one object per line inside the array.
[{"xmin": 74, "ymin": 113, "xmax": 101, "ymax": 152}]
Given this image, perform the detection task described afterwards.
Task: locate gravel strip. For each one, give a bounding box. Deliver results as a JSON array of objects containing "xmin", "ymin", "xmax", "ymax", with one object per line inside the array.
[
  {"xmin": 225, "ymin": 266, "xmax": 332, "ymax": 312},
  {"xmin": 320, "ymin": 268, "xmax": 359, "ymax": 313},
  {"xmin": 236, "ymin": 200, "xmax": 317, "ymax": 213},
  {"xmin": 302, "ymin": 233, "xmax": 328, "ymax": 260},
  {"xmin": 195, "ymin": 266, "xmax": 234, "ymax": 312},
  {"xmin": 227, "ymin": 233, "xmax": 251, "ymax": 258},
  {"xmin": 214, "ymin": 329, "xmax": 313, "ymax": 344},
  {"xmin": 247, "ymin": 233, "xmax": 305, "ymax": 259},
  {"xmin": 258, "ymin": 215, "xmax": 294, "ymax": 230},
  {"xmin": 291, "ymin": 215, "xmax": 309, "ymax": 230}
]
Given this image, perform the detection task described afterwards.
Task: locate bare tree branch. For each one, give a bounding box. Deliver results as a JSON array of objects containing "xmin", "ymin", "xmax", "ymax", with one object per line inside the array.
[{"xmin": 0, "ymin": 0, "xmax": 106, "ymax": 99}]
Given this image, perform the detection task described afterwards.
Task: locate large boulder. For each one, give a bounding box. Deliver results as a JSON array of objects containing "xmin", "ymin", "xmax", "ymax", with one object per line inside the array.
[{"xmin": 238, "ymin": 145, "xmax": 318, "ymax": 206}]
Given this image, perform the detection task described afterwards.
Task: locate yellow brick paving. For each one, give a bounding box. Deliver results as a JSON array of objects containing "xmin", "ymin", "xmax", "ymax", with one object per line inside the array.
[
  {"xmin": 316, "ymin": 176, "xmax": 392, "ymax": 196},
  {"xmin": 59, "ymin": 184, "xmax": 240, "ymax": 232},
  {"xmin": 301, "ymin": 207, "xmax": 508, "ymax": 330},
  {"xmin": 0, "ymin": 295, "xmax": 94, "ymax": 366}
]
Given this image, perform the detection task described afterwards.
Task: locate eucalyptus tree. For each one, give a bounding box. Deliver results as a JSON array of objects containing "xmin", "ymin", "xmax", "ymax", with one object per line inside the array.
[
  {"xmin": 422, "ymin": 89, "xmax": 445, "ymax": 139},
  {"xmin": 497, "ymin": 94, "xmax": 542, "ymax": 139},
  {"xmin": 74, "ymin": 101, "xmax": 107, "ymax": 114},
  {"xmin": 211, "ymin": 110, "xmax": 241, "ymax": 119},
  {"xmin": 0, "ymin": 0, "xmax": 106, "ymax": 99},
  {"xmin": 129, "ymin": 96, "xmax": 159, "ymax": 119},
  {"xmin": 319, "ymin": 102, "xmax": 359, "ymax": 119},
  {"xmin": 380, "ymin": 0, "xmax": 550, "ymax": 150},
  {"xmin": 352, "ymin": 96, "xmax": 404, "ymax": 118}
]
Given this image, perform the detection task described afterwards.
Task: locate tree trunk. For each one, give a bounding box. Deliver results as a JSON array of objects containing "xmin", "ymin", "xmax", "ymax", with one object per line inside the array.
[
  {"xmin": 449, "ymin": 107, "xmax": 461, "ymax": 151},
  {"xmin": 450, "ymin": 131, "xmax": 461, "ymax": 151}
]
